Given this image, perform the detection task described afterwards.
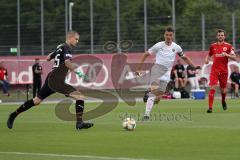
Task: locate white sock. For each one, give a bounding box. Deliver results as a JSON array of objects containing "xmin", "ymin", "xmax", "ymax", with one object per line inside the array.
[{"xmin": 144, "ymin": 94, "xmax": 156, "ymax": 116}]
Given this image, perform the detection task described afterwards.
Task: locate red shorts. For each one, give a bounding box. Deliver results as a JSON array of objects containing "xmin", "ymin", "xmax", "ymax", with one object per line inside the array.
[{"xmin": 209, "ymin": 71, "xmax": 228, "ymax": 88}]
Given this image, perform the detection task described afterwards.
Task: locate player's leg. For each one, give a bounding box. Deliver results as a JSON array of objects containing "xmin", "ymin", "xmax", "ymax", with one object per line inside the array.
[
  {"xmin": 207, "ymin": 72, "xmax": 218, "ymax": 113},
  {"xmin": 143, "ymin": 88, "xmax": 151, "ymax": 103},
  {"xmin": 220, "ymin": 87, "xmax": 227, "ymax": 110},
  {"xmin": 194, "ymin": 77, "xmax": 200, "ymax": 89},
  {"xmin": 47, "ymin": 67, "xmax": 93, "ymax": 130},
  {"xmin": 219, "ymin": 72, "xmax": 228, "ymax": 110},
  {"xmin": 2, "ymin": 80, "xmax": 10, "ymax": 96},
  {"xmin": 7, "ymin": 97, "xmax": 43, "ymax": 129},
  {"xmin": 235, "ymin": 84, "xmax": 239, "ymax": 97},
  {"xmin": 144, "ymin": 64, "xmax": 168, "ymax": 119},
  {"xmin": 144, "ymin": 80, "xmax": 167, "ymax": 119},
  {"xmin": 175, "ymin": 78, "xmax": 179, "ymax": 90},
  {"xmin": 182, "ymin": 78, "xmax": 188, "ymax": 88},
  {"xmin": 7, "ymin": 76, "xmax": 54, "ymax": 129},
  {"xmin": 37, "ymin": 80, "xmax": 42, "ymax": 97},
  {"xmin": 178, "ymin": 78, "xmax": 184, "ymax": 89},
  {"xmin": 142, "ymin": 88, "xmax": 159, "ymax": 104},
  {"xmin": 189, "ymin": 77, "xmax": 196, "ymax": 90},
  {"xmin": 144, "ymin": 85, "xmax": 157, "ymax": 119},
  {"xmin": 68, "ymin": 90, "xmax": 94, "ymax": 129},
  {"xmin": 207, "ymin": 85, "xmax": 217, "ymax": 113},
  {"xmin": 154, "ymin": 95, "xmax": 161, "ymax": 104},
  {"xmin": 0, "ymin": 80, "xmax": 3, "ymax": 92},
  {"xmin": 33, "ymin": 82, "xmax": 37, "ymax": 98}
]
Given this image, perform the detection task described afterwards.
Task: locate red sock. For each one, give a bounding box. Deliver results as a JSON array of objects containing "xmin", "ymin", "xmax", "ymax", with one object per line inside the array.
[
  {"xmin": 221, "ymin": 92, "xmax": 226, "ymax": 104},
  {"xmin": 208, "ymin": 89, "xmax": 215, "ymax": 109}
]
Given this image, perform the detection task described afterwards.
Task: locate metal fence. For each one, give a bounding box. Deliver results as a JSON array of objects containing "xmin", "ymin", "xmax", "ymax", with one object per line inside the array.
[{"xmin": 0, "ymin": 0, "xmax": 240, "ymax": 56}]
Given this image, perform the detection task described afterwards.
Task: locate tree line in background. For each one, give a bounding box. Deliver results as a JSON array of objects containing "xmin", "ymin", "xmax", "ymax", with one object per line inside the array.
[{"xmin": 0, "ymin": 0, "xmax": 240, "ymax": 54}]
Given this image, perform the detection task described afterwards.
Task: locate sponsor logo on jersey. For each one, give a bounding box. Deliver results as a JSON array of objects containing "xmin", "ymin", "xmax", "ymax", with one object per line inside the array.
[
  {"xmin": 223, "ymin": 47, "xmax": 227, "ymax": 51},
  {"xmin": 215, "ymin": 52, "xmax": 226, "ymax": 57}
]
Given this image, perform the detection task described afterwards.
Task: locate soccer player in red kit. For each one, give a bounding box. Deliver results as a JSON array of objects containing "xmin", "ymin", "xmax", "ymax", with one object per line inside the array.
[{"xmin": 205, "ymin": 29, "xmax": 237, "ymax": 113}]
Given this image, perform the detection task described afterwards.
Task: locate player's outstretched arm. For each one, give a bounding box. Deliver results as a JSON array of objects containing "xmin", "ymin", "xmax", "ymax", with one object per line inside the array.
[
  {"xmin": 46, "ymin": 52, "xmax": 54, "ymax": 61},
  {"xmin": 65, "ymin": 60, "xmax": 88, "ymax": 80},
  {"xmin": 205, "ymin": 54, "xmax": 211, "ymax": 64},
  {"xmin": 136, "ymin": 52, "xmax": 150, "ymax": 76},
  {"xmin": 65, "ymin": 59, "xmax": 78, "ymax": 71},
  {"xmin": 181, "ymin": 55, "xmax": 197, "ymax": 69}
]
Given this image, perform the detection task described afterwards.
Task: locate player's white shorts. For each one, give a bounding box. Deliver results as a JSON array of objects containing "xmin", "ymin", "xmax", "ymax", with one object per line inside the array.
[{"xmin": 149, "ymin": 64, "xmax": 171, "ymax": 92}]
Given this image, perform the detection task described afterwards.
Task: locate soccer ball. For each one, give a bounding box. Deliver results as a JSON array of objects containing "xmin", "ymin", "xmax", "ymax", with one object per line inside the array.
[{"xmin": 122, "ymin": 117, "xmax": 136, "ymax": 131}]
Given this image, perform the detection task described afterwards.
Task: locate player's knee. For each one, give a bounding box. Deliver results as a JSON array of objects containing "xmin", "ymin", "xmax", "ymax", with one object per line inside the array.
[
  {"xmin": 69, "ymin": 91, "xmax": 85, "ymax": 100},
  {"xmin": 151, "ymin": 87, "xmax": 164, "ymax": 97},
  {"xmin": 33, "ymin": 97, "xmax": 42, "ymax": 105},
  {"xmin": 150, "ymin": 85, "xmax": 158, "ymax": 92},
  {"xmin": 210, "ymin": 86, "xmax": 217, "ymax": 90},
  {"xmin": 220, "ymin": 88, "xmax": 226, "ymax": 93},
  {"xmin": 75, "ymin": 95, "xmax": 85, "ymax": 100}
]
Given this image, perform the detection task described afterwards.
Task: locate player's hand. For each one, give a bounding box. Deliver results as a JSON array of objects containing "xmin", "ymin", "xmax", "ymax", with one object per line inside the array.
[
  {"xmin": 75, "ymin": 71, "xmax": 89, "ymax": 81},
  {"xmin": 222, "ymin": 52, "xmax": 230, "ymax": 57},
  {"xmin": 195, "ymin": 66, "xmax": 201, "ymax": 70},
  {"xmin": 75, "ymin": 71, "xmax": 83, "ymax": 77},
  {"xmin": 135, "ymin": 71, "xmax": 142, "ymax": 77}
]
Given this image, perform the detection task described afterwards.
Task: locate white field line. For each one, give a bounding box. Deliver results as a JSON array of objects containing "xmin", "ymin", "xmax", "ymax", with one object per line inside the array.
[{"xmin": 0, "ymin": 151, "xmax": 150, "ymax": 160}]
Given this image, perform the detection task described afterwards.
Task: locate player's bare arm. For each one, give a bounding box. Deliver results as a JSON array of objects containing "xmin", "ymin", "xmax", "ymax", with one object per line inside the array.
[
  {"xmin": 65, "ymin": 59, "xmax": 78, "ymax": 71},
  {"xmin": 181, "ymin": 55, "xmax": 197, "ymax": 68},
  {"xmin": 46, "ymin": 52, "xmax": 54, "ymax": 61},
  {"xmin": 205, "ymin": 54, "xmax": 211, "ymax": 64},
  {"xmin": 65, "ymin": 59, "xmax": 87, "ymax": 79},
  {"xmin": 136, "ymin": 52, "xmax": 150, "ymax": 76}
]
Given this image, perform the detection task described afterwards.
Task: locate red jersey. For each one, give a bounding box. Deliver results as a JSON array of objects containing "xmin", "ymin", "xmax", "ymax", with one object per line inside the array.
[
  {"xmin": 0, "ymin": 67, "xmax": 7, "ymax": 80},
  {"xmin": 209, "ymin": 42, "xmax": 234, "ymax": 72}
]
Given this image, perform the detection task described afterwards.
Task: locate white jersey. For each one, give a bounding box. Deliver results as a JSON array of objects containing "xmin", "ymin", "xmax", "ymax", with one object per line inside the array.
[
  {"xmin": 148, "ymin": 41, "xmax": 184, "ymax": 82},
  {"xmin": 148, "ymin": 41, "xmax": 183, "ymax": 69}
]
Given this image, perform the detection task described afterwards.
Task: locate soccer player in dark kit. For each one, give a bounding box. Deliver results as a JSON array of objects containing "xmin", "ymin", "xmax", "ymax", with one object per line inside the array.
[{"xmin": 7, "ymin": 30, "xmax": 94, "ymax": 130}]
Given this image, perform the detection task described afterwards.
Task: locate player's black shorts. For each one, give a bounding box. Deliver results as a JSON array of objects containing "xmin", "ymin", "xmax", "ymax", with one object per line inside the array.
[
  {"xmin": 37, "ymin": 66, "xmax": 76, "ymax": 100},
  {"xmin": 37, "ymin": 74, "xmax": 55, "ymax": 100}
]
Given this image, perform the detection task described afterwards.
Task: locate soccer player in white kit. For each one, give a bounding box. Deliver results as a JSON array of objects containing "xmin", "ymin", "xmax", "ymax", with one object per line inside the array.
[{"xmin": 136, "ymin": 27, "xmax": 199, "ymax": 120}]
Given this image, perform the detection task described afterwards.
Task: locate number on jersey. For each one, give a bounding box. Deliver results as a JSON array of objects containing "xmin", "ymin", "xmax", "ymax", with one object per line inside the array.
[{"xmin": 53, "ymin": 54, "xmax": 60, "ymax": 67}]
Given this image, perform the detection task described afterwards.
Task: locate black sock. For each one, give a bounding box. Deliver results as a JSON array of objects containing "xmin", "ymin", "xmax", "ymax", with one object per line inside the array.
[
  {"xmin": 15, "ymin": 99, "xmax": 35, "ymax": 115},
  {"xmin": 76, "ymin": 100, "xmax": 84, "ymax": 122}
]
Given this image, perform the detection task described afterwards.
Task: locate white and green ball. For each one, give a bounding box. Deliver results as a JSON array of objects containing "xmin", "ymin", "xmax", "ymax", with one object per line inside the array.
[{"xmin": 122, "ymin": 117, "xmax": 136, "ymax": 131}]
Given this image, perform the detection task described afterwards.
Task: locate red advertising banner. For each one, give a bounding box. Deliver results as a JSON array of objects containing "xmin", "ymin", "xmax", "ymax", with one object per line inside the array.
[{"xmin": 0, "ymin": 52, "xmax": 239, "ymax": 89}]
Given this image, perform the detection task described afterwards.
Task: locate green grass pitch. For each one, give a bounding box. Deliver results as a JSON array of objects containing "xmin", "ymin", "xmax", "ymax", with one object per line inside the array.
[{"xmin": 0, "ymin": 99, "xmax": 240, "ymax": 160}]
